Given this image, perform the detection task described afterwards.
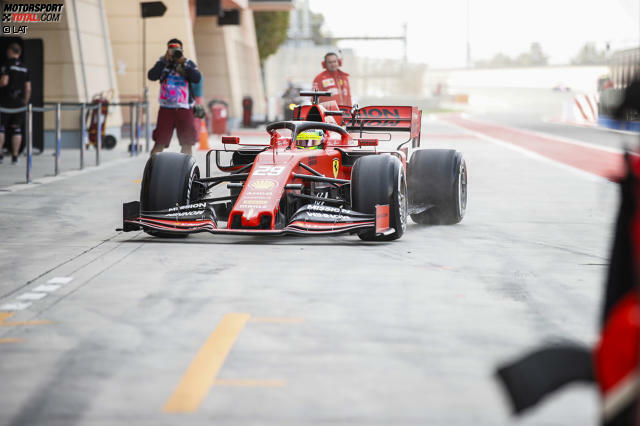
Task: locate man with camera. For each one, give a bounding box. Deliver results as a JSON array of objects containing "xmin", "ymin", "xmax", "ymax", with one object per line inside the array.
[{"xmin": 147, "ymin": 38, "xmax": 201, "ymax": 155}]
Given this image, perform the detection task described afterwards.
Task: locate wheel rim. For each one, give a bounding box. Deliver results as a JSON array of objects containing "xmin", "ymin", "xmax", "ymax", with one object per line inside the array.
[
  {"xmin": 398, "ymin": 172, "xmax": 408, "ymax": 231},
  {"xmin": 458, "ymin": 161, "xmax": 467, "ymax": 216},
  {"xmin": 186, "ymin": 164, "xmax": 198, "ymax": 205}
]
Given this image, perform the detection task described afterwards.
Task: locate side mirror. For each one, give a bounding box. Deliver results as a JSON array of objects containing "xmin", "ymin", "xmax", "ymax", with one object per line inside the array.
[{"xmin": 222, "ymin": 136, "xmax": 240, "ymax": 144}]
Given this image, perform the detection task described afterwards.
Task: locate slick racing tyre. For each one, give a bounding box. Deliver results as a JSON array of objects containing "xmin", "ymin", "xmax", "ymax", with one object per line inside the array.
[
  {"xmin": 351, "ymin": 155, "xmax": 407, "ymax": 241},
  {"xmin": 140, "ymin": 152, "xmax": 200, "ymax": 237},
  {"xmin": 407, "ymin": 149, "xmax": 467, "ymax": 225}
]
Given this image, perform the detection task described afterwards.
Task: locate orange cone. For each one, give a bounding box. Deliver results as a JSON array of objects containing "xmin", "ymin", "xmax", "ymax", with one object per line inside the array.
[{"xmin": 198, "ymin": 119, "xmax": 210, "ymax": 151}]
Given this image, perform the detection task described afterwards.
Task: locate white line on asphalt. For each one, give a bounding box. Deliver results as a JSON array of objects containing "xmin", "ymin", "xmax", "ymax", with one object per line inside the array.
[
  {"xmin": 0, "ymin": 302, "xmax": 32, "ymax": 311},
  {"xmin": 47, "ymin": 277, "xmax": 74, "ymax": 284},
  {"xmin": 16, "ymin": 292, "xmax": 47, "ymax": 301},
  {"xmin": 33, "ymin": 284, "xmax": 61, "ymax": 293},
  {"xmin": 0, "ymin": 156, "xmax": 145, "ymax": 195}
]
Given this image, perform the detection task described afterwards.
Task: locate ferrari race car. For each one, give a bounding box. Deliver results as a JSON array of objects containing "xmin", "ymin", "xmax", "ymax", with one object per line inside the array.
[{"xmin": 119, "ymin": 91, "xmax": 467, "ymax": 241}]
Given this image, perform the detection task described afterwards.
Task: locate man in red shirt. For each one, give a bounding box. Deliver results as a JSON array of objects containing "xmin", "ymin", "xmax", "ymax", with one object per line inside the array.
[{"xmin": 312, "ymin": 52, "xmax": 352, "ymax": 107}]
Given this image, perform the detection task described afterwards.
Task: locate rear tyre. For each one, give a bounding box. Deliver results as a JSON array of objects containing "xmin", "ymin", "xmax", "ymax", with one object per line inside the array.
[
  {"xmin": 408, "ymin": 149, "xmax": 467, "ymax": 225},
  {"xmin": 140, "ymin": 152, "xmax": 200, "ymax": 237},
  {"xmin": 351, "ymin": 155, "xmax": 407, "ymax": 241}
]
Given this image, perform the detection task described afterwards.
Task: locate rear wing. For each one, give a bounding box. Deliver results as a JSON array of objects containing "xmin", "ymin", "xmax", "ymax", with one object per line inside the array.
[{"xmin": 342, "ymin": 105, "xmax": 422, "ymax": 147}]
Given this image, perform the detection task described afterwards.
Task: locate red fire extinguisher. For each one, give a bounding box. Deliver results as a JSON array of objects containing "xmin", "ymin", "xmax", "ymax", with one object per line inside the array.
[{"xmin": 86, "ymin": 90, "xmax": 117, "ymax": 149}]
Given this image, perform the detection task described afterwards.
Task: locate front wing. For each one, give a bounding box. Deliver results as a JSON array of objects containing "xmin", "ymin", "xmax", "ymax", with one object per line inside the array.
[{"xmin": 119, "ymin": 202, "xmax": 393, "ymax": 237}]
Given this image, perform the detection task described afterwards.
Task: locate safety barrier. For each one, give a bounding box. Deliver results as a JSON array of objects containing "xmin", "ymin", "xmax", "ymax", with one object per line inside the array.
[{"xmin": 0, "ymin": 100, "xmax": 151, "ymax": 183}]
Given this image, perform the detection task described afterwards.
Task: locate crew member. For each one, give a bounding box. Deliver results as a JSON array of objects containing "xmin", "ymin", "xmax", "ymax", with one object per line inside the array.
[
  {"xmin": 312, "ymin": 52, "xmax": 352, "ymax": 107},
  {"xmin": 0, "ymin": 43, "xmax": 31, "ymax": 165},
  {"xmin": 147, "ymin": 38, "xmax": 201, "ymax": 155}
]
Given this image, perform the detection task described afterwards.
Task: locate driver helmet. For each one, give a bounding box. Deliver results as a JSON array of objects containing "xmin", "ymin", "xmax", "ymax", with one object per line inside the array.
[{"xmin": 296, "ymin": 130, "xmax": 325, "ymax": 149}]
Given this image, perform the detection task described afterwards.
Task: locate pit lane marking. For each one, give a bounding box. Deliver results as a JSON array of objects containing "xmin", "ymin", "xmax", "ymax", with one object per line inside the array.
[
  {"xmin": 47, "ymin": 277, "xmax": 73, "ymax": 285},
  {"xmin": 214, "ymin": 379, "xmax": 285, "ymax": 387},
  {"xmin": 0, "ymin": 338, "xmax": 24, "ymax": 344},
  {"xmin": 0, "ymin": 302, "xmax": 32, "ymax": 311},
  {"xmin": 164, "ymin": 313, "xmax": 251, "ymax": 413},
  {"xmin": 0, "ymin": 312, "xmax": 52, "ymax": 326},
  {"xmin": 16, "ymin": 292, "xmax": 47, "ymax": 301}
]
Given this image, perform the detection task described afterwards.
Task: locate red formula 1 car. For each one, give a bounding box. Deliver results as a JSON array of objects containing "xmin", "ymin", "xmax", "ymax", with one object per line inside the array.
[{"xmin": 119, "ymin": 91, "xmax": 467, "ymax": 241}]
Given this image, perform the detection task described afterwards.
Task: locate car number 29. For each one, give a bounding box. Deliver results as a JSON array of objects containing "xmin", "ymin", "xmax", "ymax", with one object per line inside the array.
[{"xmin": 253, "ymin": 166, "xmax": 285, "ymax": 176}]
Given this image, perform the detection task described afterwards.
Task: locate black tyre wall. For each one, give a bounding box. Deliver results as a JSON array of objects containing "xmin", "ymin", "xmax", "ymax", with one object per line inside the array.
[
  {"xmin": 140, "ymin": 152, "xmax": 199, "ymax": 211},
  {"xmin": 407, "ymin": 149, "xmax": 466, "ymax": 225}
]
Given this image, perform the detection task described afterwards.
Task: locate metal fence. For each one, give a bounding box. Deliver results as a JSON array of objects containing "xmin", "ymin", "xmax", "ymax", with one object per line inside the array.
[{"xmin": 0, "ymin": 100, "xmax": 151, "ymax": 183}]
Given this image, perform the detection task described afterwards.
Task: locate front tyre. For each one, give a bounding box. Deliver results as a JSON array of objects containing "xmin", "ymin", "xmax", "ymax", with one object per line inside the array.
[
  {"xmin": 140, "ymin": 152, "xmax": 200, "ymax": 237},
  {"xmin": 351, "ymin": 155, "xmax": 407, "ymax": 241}
]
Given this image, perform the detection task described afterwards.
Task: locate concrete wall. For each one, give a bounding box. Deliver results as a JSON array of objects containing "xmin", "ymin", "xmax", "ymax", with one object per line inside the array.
[
  {"xmin": 23, "ymin": 0, "xmax": 121, "ymax": 131},
  {"xmin": 194, "ymin": 9, "xmax": 265, "ymax": 119},
  {"xmin": 106, "ymin": 0, "xmax": 197, "ymax": 124}
]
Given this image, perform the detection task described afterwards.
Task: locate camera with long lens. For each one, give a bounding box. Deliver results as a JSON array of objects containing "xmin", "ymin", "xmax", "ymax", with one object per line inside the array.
[{"xmin": 171, "ymin": 47, "xmax": 183, "ymax": 60}]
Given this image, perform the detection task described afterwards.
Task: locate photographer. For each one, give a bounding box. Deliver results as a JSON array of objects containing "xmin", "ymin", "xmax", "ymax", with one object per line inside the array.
[{"xmin": 147, "ymin": 38, "xmax": 201, "ymax": 155}]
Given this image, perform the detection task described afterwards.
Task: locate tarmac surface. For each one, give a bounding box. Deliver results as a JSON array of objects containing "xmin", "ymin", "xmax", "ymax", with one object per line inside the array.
[{"xmin": 0, "ymin": 111, "xmax": 631, "ymax": 425}]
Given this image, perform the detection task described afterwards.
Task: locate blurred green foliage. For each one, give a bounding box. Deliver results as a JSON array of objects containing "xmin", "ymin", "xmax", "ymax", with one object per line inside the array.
[{"xmin": 254, "ymin": 11, "xmax": 290, "ymax": 64}]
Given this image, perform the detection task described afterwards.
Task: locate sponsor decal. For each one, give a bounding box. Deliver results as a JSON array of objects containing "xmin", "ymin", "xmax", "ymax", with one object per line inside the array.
[
  {"xmin": 347, "ymin": 107, "xmax": 411, "ymax": 128},
  {"xmin": 307, "ymin": 205, "xmax": 342, "ymax": 213},
  {"xmin": 249, "ymin": 179, "xmax": 277, "ymax": 190},
  {"xmin": 164, "ymin": 210, "xmax": 205, "ymax": 218},
  {"xmin": 322, "ymin": 78, "xmax": 335, "ymax": 87},
  {"xmin": 244, "ymin": 191, "xmax": 273, "ymax": 198},
  {"xmin": 307, "ymin": 211, "xmax": 346, "ymax": 220},
  {"xmin": 2, "ymin": 2, "xmax": 63, "ymax": 34},
  {"xmin": 332, "ymin": 158, "xmax": 339, "ymax": 178},
  {"xmin": 308, "ymin": 157, "xmax": 318, "ymax": 166},
  {"xmin": 167, "ymin": 202, "xmax": 206, "ymax": 212},
  {"xmin": 239, "ymin": 199, "xmax": 267, "ymax": 206}
]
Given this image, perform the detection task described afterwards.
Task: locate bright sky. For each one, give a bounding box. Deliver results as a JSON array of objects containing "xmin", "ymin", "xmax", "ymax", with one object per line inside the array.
[{"xmin": 307, "ymin": 0, "xmax": 640, "ymax": 68}]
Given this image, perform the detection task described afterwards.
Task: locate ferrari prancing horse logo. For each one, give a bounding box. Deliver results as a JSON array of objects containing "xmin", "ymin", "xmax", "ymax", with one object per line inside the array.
[{"xmin": 332, "ymin": 158, "xmax": 339, "ymax": 178}]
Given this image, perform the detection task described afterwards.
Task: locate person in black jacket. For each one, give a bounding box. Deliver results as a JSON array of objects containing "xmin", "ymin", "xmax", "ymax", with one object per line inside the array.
[
  {"xmin": 0, "ymin": 43, "xmax": 31, "ymax": 164},
  {"xmin": 147, "ymin": 38, "xmax": 201, "ymax": 155}
]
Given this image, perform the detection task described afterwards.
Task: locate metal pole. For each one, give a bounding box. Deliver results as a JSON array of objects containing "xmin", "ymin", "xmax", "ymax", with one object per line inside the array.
[
  {"xmin": 26, "ymin": 104, "xmax": 32, "ymax": 183},
  {"xmin": 55, "ymin": 102, "xmax": 61, "ymax": 176},
  {"xmin": 143, "ymin": 18, "xmax": 146, "ymax": 96},
  {"xmin": 144, "ymin": 88, "xmax": 151, "ymax": 152},
  {"xmin": 136, "ymin": 101, "xmax": 142, "ymax": 155},
  {"xmin": 80, "ymin": 103, "xmax": 86, "ymax": 170},
  {"xmin": 130, "ymin": 103, "xmax": 136, "ymax": 156},
  {"xmin": 96, "ymin": 103, "xmax": 102, "ymax": 166}
]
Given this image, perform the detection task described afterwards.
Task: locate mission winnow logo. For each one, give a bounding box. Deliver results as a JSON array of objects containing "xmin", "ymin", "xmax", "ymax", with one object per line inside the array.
[{"xmin": 2, "ymin": 3, "xmax": 64, "ymax": 34}]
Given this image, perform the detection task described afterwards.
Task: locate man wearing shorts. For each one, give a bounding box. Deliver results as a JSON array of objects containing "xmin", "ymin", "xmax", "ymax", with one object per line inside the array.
[
  {"xmin": 147, "ymin": 38, "xmax": 201, "ymax": 155},
  {"xmin": 0, "ymin": 43, "xmax": 31, "ymax": 164}
]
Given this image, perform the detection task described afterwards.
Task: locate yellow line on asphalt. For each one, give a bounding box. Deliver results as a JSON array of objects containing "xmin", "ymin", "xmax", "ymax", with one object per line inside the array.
[
  {"xmin": 163, "ymin": 313, "xmax": 251, "ymax": 413},
  {"xmin": 0, "ymin": 320, "xmax": 52, "ymax": 326},
  {"xmin": 214, "ymin": 379, "xmax": 285, "ymax": 387},
  {"xmin": 249, "ymin": 317, "xmax": 304, "ymax": 323},
  {"xmin": 133, "ymin": 179, "xmax": 142, "ymax": 183},
  {"xmin": 0, "ymin": 312, "xmax": 52, "ymax": 326},
  {"xmin": 0, "ymin": 338, "xmax": 25, "ymax": 344}
]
